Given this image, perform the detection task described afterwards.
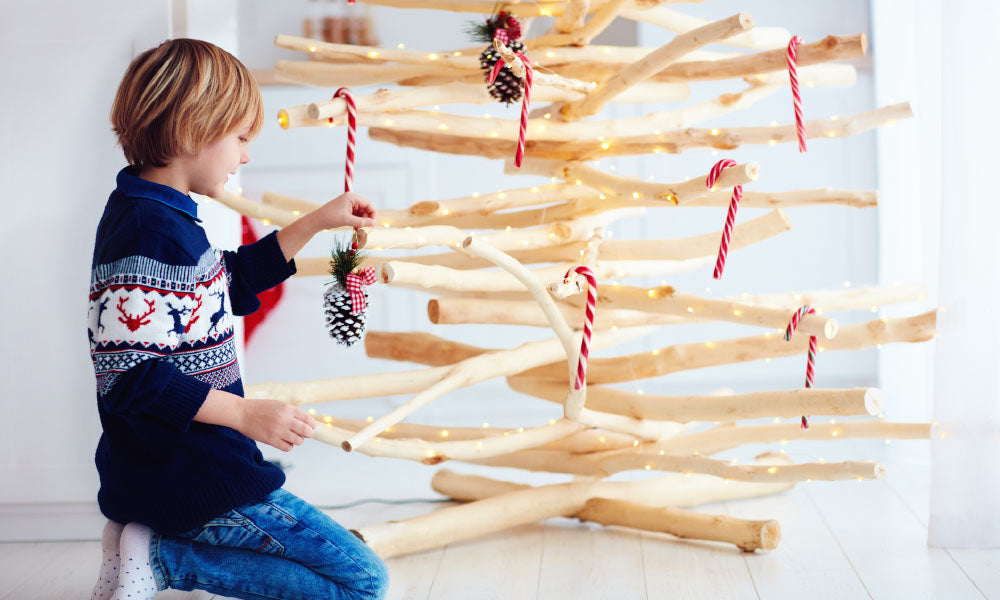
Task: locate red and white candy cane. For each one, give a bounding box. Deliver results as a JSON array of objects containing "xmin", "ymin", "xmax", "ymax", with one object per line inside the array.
[
  {"xmin": 785, "ymin": 305, "xmax": 818, "ymax": 429},
  {"xmin": 787, "ymin": 35, "xmax": 807, "ymax": 152},
  {"xmin": 488, "ymin": 44, "xmax": 533, "ymax": 168},
  {"xmin": 706, "ymin": 159, "xmax": 743, "ymax": 279},
  {"xmin": 564, "ymin": 266, "xmax": 597, "ymax": 390},
  {"xmin": 329, "ymin": 87, "xmax": 357, "ymax": 192}
]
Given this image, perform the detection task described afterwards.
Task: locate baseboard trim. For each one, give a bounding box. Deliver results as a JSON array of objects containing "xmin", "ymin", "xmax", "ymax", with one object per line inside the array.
[{"xmin": 0, "ymin": 501, "xmax": 105, "ymax": 542}]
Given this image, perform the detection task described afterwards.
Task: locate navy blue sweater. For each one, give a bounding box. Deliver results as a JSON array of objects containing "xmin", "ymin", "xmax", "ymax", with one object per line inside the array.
[{"xmin": 88, "ymin": 166, "xmax": 296, "ymax": 535}]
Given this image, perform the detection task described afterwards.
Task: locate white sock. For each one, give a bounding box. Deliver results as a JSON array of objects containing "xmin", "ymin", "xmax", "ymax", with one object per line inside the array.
[
  {"xmin": 90, "ymin": 519, "xmax": 124, "ymax": 600},
  {"xmin": 112, "ymin": 522, "xmax": 159, "ymax": 600}
]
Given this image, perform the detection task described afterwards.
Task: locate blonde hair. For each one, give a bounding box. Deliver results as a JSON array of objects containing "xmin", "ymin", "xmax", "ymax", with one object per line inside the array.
[{"xmin": 110, "ymin": 38, "xmax": 264, "ymax": 168}]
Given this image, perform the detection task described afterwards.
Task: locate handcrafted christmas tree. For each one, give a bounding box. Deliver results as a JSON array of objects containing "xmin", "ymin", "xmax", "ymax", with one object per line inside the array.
[{"xmin": 213, "ymin": 0, "xmax": 934, "ymax": 557}]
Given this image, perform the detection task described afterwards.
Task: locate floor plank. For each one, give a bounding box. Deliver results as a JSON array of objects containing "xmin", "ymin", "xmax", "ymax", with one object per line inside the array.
[
  {"xmin": 428, "ymin": 523, "xmax": 543, "ymax": 600},
  {"xmin": 805, "ymin": 478, "xmax": 984, "ymax": 599},
  {"xmin": 536, "ymin": 517, "xmax": 647, "ymax": 600},
  {"xmin": 640, "ymin": 500, "xmax": 758, "ymax": 599},
  {"xmin": 946, "ymin": 549, "xmax": 1000, "ymax": 600},
  {"xmin": 724, "ymin": 485, "xmax": 871, "ymax": 600}
]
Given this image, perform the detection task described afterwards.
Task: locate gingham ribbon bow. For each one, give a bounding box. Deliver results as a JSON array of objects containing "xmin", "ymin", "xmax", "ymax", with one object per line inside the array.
[{"xmin": 345, "ymin": 267, "xmax": 376, "ymax": 314}]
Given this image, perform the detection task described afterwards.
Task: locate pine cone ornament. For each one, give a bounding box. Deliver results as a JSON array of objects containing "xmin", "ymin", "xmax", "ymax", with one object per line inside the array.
[
  {"xmin": 323, "ymin": 282, "xmax": 368, "ymax": 346},
  {"xmin": 469, "ymin": 11, "xmax": 526, "ymax": 105},
  {"xmin": 324, "ymin": 235, "xmax": 373, "ymax": 347}
]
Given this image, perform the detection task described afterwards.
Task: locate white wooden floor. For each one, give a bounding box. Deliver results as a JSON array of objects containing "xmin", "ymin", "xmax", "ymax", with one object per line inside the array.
[{"xmin": 2, "ymin": 439, "xmax": 998, "ymax": 600}]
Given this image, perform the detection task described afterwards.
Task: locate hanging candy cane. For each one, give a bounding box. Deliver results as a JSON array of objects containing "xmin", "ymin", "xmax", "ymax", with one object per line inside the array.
[
  {"xmin": 329, "ymin": 87, "xmax": 357, "ymax": 192},
  {"xmin": 785, "ymin": 305, "xmax": 818, "ymax": 429},
  {"xmin": 706, "ymin": 159, "xmax": 743, "ymax": 279},
  {"xmin": 564, "ymin": 266, "xmax": 597, "ymax": 390},
  {"xmin": 488, "ymin": 41, "xmax": 533, "ymax": 168},
  {"xmin": 787, "ymin": 35, "xmax": 807, "ymax": 152}
]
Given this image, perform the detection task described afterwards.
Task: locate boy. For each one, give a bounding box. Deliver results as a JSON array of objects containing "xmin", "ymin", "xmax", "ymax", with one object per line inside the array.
[{"xmin": 88, "ymin": 38, "xmax": 387, "ymax": 600}]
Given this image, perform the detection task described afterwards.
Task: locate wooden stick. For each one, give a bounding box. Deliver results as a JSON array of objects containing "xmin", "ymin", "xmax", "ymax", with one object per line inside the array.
[
  {"xmin": 468, "ymin": 440, "xmax": 885, "ymax": 482},
  {"xmin": 558, "ymin": 13, "xmax": 754, "ymax": 120},
  {"xmin": 527, "ymin": 0, "xmax": 631, "ymax": 48},
  {"xmin": 608, "ymin": 33, "xmax": 869, "ymax": 82},
  {"xmin": 429, "ymin": 297, "xmax": 689, "ymax": 328},
  {"xmin": 326, "ymin": 415, "xmax": 639, "ymax": 452},
  {"xmin": 748, "ymin": 63, "xmax": 857, "ymax": 87},
  {"xmin": 290, "ymin": 209, "xmax": 788, "ymax": 276},
  {"xmin": 553, "ymin": 0, "xmax": 589, "ymax": 33},
  {"xmin": 367, "ymin": 102, "xmax": 912, "ymax": 159},
  {"xmin": 274, "ymin": 59, "xmax": 444, "ymax": 88},
  {"xmin": 424, "ymin": 279, "xmax": 924, "ymax": 327},
  {"xmin": 628, "ymin": 421, "xmax": 932, "ymax": 457},
  {"xmin": 358, "ymin": 455, "xmax": 796, "ymax": 558},
  {"xmin": 302, "ymin": 81, "xmax": 685, "ymax": 120},
  {"xmin": 519, "ymin": 310, "xmax": 937, "ymax": 384},
  {"xmin": 515, "ymin": 158, "xmax": 759, "ymax": 204},
  {"xmin": 507, "ymin": 377, "xmax": 883, "ymax": 422},
  {"xmin": 377, "ymin": 259, "xmax": 713, "ymax": 297},
  {"xmin": 361, "ymin": 208, "xmax": 641, "ymax": 252},
  {"xmin": 286, "ymin": 86, "xmax": 778, "ymax": 142},
  {"xmin": 578, "ymin": 497, "xmax": 780, "ymax": 552},
  {"xmin": 620, "ymin": 6, "xmax": 790, "ymax": 50},
  {"xmin": 549, "ymin": 283, "xmax": 839, "ymax": 339},
  {"xmin": 315, "ymin": 416, "xmax": 588, "ymax": 465},
  {"xmin": 275, "ymin": 34, "xmax": 475, "ymax": 70}
]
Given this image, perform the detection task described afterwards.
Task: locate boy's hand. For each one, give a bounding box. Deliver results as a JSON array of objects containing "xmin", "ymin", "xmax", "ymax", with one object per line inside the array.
[
  {"xmin": 238, "ymin": 398, "xmax": 318, "ymax": 452},
  {"xmin": 313, "ymin": 191, "xmax": 376, "ymax": 231}
]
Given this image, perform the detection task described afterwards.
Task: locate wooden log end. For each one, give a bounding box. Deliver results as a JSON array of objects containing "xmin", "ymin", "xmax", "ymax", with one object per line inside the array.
[
  {"xmin": 306, "ymin": 103, "xmax": 321, "ymax": 119},
  {"xmin": 746, "ymin": 161, "xmax": 760, "ymax": 182},
  {"xmin": 864, "ymin": 388, "xmax": 884, "ymax": 416},
  {"xmin": 859, "ymin": 32, "xmax": 869, "ymax": 55},
  {"xmin": 462, "ymin": 236, "xmax": 474, "ymax": 249},
  {"xmin": 776, "ymin": 209, "xmax": 792, "ymax": 231},
  {"xmin": 428, "ymin": 299, "xmax": 441, "ymax": 324},
  {"xmin": 824, "ymin": 318, "xmax": 839, "ymax": 339},
  {"xmin": 760, "ymin": 519, "xmax": 781, "ymax": 551},
  {"xmin": 342, "ymin": 440, "xmax": 353, "ymax": 452},
  {"xmin": 737, "ymin": 12, "xmax": 754, "ymax": 31},
  {"xmin": 380, "ymin": 263, "xmax": 394, "ymax": 284},
  {"xmin": 873, "ymin": 462, "xmax": 887, "ymax": 480}
]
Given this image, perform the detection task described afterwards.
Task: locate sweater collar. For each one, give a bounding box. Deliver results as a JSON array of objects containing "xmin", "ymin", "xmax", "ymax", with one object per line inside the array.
[{"xmin": 116, "ymin": 165, "xmax": 202, "ymax": 222}]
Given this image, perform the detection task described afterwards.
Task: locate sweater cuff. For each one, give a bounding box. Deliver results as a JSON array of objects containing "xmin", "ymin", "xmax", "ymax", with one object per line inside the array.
[
  {"xmin": 249, "ymin": 230, "xmax": 297, "ymax": 292},
  {"xmin": 149, "ymin": 371, "xmax": 213, "ymax": 432}
]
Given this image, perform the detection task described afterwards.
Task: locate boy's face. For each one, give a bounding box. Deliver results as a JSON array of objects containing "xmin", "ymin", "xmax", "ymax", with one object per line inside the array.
[{"xmin": 187, "ymin": 116, "xmax": 253, "ymax": 199}]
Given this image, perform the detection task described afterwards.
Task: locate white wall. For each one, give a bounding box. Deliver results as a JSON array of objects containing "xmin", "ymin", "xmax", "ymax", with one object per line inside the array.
[
  {"xmin": 0, "ymin": 0, "xmax": 174, "ymax": 510},
  {"xmin": 0, "ymin": 0, "xmax": 244, "ymax": 540}
]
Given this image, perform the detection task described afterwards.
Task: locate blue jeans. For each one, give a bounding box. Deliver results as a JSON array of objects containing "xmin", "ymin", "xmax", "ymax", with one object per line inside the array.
[{"xmin": 148, "ymin": 488, "xmax": 389, "ymax": 600}]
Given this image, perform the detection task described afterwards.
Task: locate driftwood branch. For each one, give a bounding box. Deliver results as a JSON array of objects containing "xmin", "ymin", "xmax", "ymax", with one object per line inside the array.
[
  {"xmin": 508, "ymin": 377, "xmax": 882, "ymax": 422},
  {"xmin": 357, "ymin": 454, "xmax": 795, "ymax": 558},
  {"xmin": 368, "ymin": 103, "xmax": 912, "ymax": 160},
  {"xmin": 558, "ymin": 13, "xmax": 754, "ymax": 120}
]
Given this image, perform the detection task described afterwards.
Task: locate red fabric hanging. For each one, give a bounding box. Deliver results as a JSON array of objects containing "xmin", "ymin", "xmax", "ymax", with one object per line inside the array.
[{"xmin": 241, "ymin": 216, "xmax": 284, "ymax": 345}]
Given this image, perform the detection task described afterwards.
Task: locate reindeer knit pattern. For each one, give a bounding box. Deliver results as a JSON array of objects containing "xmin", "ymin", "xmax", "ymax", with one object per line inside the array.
[{"xmin": 88, "ymin": 166, "xmax": 297, "ymax": 536}]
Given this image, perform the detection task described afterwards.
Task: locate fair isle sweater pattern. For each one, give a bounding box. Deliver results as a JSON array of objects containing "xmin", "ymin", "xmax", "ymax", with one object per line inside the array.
[{"xmin": 88, "ymin": 246, "xmax": 240, "ymax": 397}]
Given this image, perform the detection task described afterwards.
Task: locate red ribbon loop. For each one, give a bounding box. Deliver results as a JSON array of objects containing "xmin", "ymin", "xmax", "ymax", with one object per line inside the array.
[{"xmin": 345, "ymin": 267, "xmax": 376, "ymax": 314}]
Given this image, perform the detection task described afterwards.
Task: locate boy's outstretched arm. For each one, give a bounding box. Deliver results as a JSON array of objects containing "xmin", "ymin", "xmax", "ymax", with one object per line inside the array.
[
  {"xmin": 194, "ymin": 388, "xmax": 318, "ymax": 453},
  {"xmin": 276, "ymin": 191, "xmax": 376, "ymax": 262}
]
